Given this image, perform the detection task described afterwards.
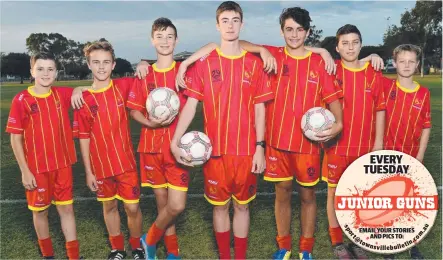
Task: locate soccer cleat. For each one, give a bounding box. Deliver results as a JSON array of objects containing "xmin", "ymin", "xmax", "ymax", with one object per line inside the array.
[
  {"xmin": 108, "ymin": 249, "xmax": 127, "ymax": 260},
  {"xmin": 166, "ymin": 253, "xmax": 182, "ymax": 259},
  {"xmin": 299, "ymin": 251, "xmax": 313, "ymax": 260},
  {"xmin": 348, "ymin": 243, "xmax": 369, "ymax": 259},
  {"xmin": 272, "ymin": 249, "xmax": 292, "ymax": 260},
  {"xmin": 332, "ymin": 244, "xmax": 353, "ymax": 260},
  {"xmin": 140, "ymin": 234, "xmax": 157, "ymax": 260},
  {"xmin": 132, "ymin": 248, "xmax": 146, "ymax": 260},
  {"xmin": 410, "ymin": 246, "xmax": 424, "ymax": 260}
]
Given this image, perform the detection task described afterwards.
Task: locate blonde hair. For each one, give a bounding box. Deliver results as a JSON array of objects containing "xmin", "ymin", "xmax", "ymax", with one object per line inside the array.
[
  {"xmin": 83, "ymin": 40, "xmax": 115, "ymax": 62},
  {"xmin": 393, "ymin": 44, "xmax": 421, "ymax": 61}
]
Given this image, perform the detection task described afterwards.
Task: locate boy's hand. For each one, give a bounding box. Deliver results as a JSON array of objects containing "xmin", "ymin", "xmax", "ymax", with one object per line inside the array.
[
  {"xmin": 315, "ymin": 122, "xmax": 343, "ymax": 142},
  {"xmin": 146, "ymin": 115, "xmax": 173, "ymax": 128},
  {"xmin": 71, "ymin": 86, "xmax": 89, "ymax": 109},
  {"xmin": 361, "ymin": 54, "xmax": 385, "ymax": 71},
  {"xmin": 86, "ymin": 172, "xmax": 98, "ymax": 192},
  {"xmin": 259, "ymin": 47, "xmax": 277, "ymax": 74},
  {"xmin": 319, "ymin": 51, "xmax": 336, "ymax": 75},
  {"xmin": 372, "ymin": 140, "xmax": 383, "ymax": 152},
  {"xmin": 171, "ymin": 144, "xmax": 194, "ymax": 167},
  {"xmin": 135, "ymin": 61, "xmax": 150, "ymax": 79},
  {"xmin": 175, "ymin": 63, "xmax": 188, "ymax": 91},
  {"xmin": 251, "ymin": 146, "xmax": 265, "ymax": 174},
  {"xmin": 22, "ymin": 169, "xmax": 37, "ymax": 190}
]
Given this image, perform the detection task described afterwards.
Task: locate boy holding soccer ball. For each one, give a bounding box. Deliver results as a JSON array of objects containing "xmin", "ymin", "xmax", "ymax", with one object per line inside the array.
[{"xmin": 127, "ymin": 18, "xmax": 191, "ymax": 259}]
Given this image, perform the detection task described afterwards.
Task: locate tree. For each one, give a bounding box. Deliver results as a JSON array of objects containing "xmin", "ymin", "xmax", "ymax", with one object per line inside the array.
[
  {"xmin": 359, "ymin": 45, "xmax": 389, "ymax": 61},
  {"xmin": 1, "ymin": 53, "xmax": 30, "ymax": 84},
  {"xmin": 319, "ymin": 36, "xmax": 340, "ymax": 59},
  {"xmin": 306, "ymin": 25, "xmax": 323, "ymax": 47},
  {"xmin": 114, "ymin": 58, "xmax": 134, "ymax": 77},
  {"xmin": 383, "ymin": 1, "xmax": 442, "ymax": 76}
]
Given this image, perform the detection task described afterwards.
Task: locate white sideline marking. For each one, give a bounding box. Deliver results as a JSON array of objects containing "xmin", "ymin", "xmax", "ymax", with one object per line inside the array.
[{"xmin": 0, "ymin": 187, "xmax": 441, "ymax": 204}]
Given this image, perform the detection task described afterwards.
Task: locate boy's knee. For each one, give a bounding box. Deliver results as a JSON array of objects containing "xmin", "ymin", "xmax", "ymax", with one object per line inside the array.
[
  {"xmin": 233, "ymin": 202, "xmax": 249, "ymax": 213},
  {"xmin": 57, "ymin": 204, "xmax": 74, "ymax": 216},
  {"xmin": 124, "ymin": 203, "xmax": 140, "ymax": 216}
]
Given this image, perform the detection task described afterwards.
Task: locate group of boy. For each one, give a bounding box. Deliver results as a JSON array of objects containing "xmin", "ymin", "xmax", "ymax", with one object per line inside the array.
[{"xmin": 6, "ymin": 1, "xmax": 431, "ymax": 260}]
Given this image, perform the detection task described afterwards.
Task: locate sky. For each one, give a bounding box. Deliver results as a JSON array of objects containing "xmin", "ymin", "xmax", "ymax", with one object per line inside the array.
[{"xmin": 1, "ymin": 1, "xmax": 416, "ymax": 63}]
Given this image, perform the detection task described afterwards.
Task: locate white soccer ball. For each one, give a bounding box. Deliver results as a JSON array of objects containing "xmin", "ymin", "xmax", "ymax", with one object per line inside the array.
[
  {"xmin": 178, "ymin": 131, "xmax": 212, "ymax": 166},
  {"xmin": 301, "ymin": 107, "xmax": 335, "ymax": 142},
  {"xmin": 146, "ymin": 87, "xmax": 180, "ymax": 120}
]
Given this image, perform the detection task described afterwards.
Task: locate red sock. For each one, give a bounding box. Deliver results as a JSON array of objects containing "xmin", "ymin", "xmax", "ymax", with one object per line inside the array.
[
  {"xmin": 66, "ymin": 240, "xmax": 80, "ymax": 260},
  {"xmin": 109, "ymin": 234, "xmax": 125, "ymax": 250},
  {"xmin": 164, "ymin": 234, "xmax": 179, "ymax": 256},
  {"xmin": 38, "ymin": 237, "xmax": 54, "ymax": 257},
  {"xmin": 299, "ymin": 236, "xmax": 315, "ymax": 253},
  {"xmin": 215, "ymin": 231, "xmax": 231, "ymax": 259},
  {"xmin": 276, "ymin": 235, "xmax": 292, "ymax": 250},
  {"xmin": 329, "ymin": 227, "xmax": 343, "ymax": 246},
  {"xmin": 234, "ymin": 236, "xmax": 248, "ymax": 260},
  {"xmin": 146, "ymin": 223, "xmax": 165, "ymax": 246},
  {"xmin": 129, "ymin": 236, "xmax": 141, "ymax": 250}
]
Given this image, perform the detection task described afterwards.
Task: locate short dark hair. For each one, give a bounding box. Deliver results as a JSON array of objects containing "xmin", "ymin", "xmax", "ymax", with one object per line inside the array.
[
  {"xmin": 279, "ymin": 7, "xmax": 311, "ymax": 31},
  {"xmin": 151, "ymin": 17, "xmax": 178, "ymax": 38},
  {"xmin": 216, "ymin": 1, "xmax": 243, "ymax": 23},
  {"xmin": 393, "ymin": 44, "xmax": 421, "ymax": 61},
  {"xmin": 30, "ymin": 52, "xmax": 56, "ymax": 69},
  {"xmin": 336, "ymin": 24, "xmax": 362, "ymax": 45}
]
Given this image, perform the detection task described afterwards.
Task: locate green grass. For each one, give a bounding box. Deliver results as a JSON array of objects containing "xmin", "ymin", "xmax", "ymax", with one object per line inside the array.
[{"xmin": 0, "ymin": 76, "xmax": 441, "ymax": 259}]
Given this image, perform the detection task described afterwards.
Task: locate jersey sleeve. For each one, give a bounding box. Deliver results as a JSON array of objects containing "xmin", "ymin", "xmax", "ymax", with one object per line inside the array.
[
  {"xmin": 422, "ymin": 90, "xmax": 431, "ymax": 128},
  {"xmin": 73, "ymin": 106, "xmax": 93, "ymax": 139},
  {"xmin": 373, "ymin": 72, "xmax": 386, "ymax": 111},
  {"xmin": 126, "ymin": 78, "xmax": 146, "ymax": 112},
  {"xmin": 320, "ymin": 60, "xmax": 342, "ymax": 104},
  {"xmin": 6, "ymin": 94, "xmax": 26, "ymax": 134},
  {"xmin": 115, "ymin": 77, "xmax": 135, "ymax": 100},
  {"xmin": 262, "ymin": 45, "xmax": 281, "ymax": 57},
  {"xmin": 253, "ymin": 60, "xmax": 274, "ymax": 104},
  {"xmin": 184, "ymin": 62, "xmax": 204, "ymax": 101}
]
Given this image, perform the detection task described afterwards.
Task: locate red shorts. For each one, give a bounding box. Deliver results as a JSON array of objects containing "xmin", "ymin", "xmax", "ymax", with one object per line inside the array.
[
  {"xmin": 140, "ymin": 152, "xmax": 189, "ymax": 191},
  {"xmin": 322, "ymin": 153, "xmax": 358, "ymax": 187},
  {"xmin": 96, "ymin": 171, "xmax": 140, "ymax": 203},
  {"xmin": 264, "ymin": 146, "xmax": 320, "ymax": 186},
  {"xmin": 203, "ymin": 155, "xmax": 257, "ymax": 205},
  {"xmin": 26, "ymin": 167, "xmax": 73, "ymax": 211}
]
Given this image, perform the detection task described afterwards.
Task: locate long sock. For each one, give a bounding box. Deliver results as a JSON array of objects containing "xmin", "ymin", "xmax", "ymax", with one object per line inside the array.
[
  {"xmin": 164, "ymin": 234, "xmax": 179, "ymax": 256},
  {"xmin": 129, "ymin": 236, "xmax": 141, "ymax": 250},
  {"xmin": 276, "ymin": 235, "xmax": 292, "ymax": 250},
  {"xmin": 329, "ymin": 227, "xmax": 343, "ymax": 246},
  {"xmin": 66, "ymin": 240, "xmax": 80, "ymax": 260},
  {"xmin": 146, "ymin": 223, "xmax": 165, "ymax": 246},
  {"xmin": 109, "ymin": 234, "xmax": 125, "ymax": 251},
  {"xmin": 234, "ymin": 236, "xmax": 248, "ymax": 260},
  {"xmin": 215, "ymin": 231, "xmax": 231, "ymax": 259},
  {"xmin": 38, "ymin": 237, "xmax": 54, "ymax": 257},
  {"xmin": 299, "ymin": 236, "xmax": 315, "ymax": 253}
]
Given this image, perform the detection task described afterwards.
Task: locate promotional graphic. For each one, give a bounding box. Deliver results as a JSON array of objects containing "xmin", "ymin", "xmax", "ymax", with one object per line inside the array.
[{"xmin": 335, "ymin": 150, "xmax": 439, "ymax": 254}]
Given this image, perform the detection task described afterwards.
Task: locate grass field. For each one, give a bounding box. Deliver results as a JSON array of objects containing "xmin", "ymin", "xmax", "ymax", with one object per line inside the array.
[{"xmin": 1, "ymin": 76, "xmax": 442, "ymax": 259}]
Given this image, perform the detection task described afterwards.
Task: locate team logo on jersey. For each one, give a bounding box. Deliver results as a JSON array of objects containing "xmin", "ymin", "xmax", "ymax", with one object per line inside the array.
[
  {"xmin": 390, "ymin": 90, "xmax": 397, "ymax": 100},
  {"xmin": 37, "ymin": 193, "xmax": 44, "ymax": 202},
  {"xmin": 180, "ymin": 173, "xmax": 188, "ymax": 185},
  {"xmin": 211, "ymin": 69, "xmax": 221, "ymax": 82},
  {"xmin": 308, "ymin": 70, "xmax": 319, "ymax": 84},
  {"xmin": 209, "ymin": 186, "xmax": 217, "ymax": 194},
  {"xmin": 129, "ymin": 91, "xmax": 136, "ymax": 99},
  {"xmin": 117, "ymin": 98, "xmax": 124, "ymax": 107},
  {"xmin": 30, "ymin": 103, "xmax": 39, "ymax": 114},
  {"xmin": 147, "ymin": 83, "xmax": 156, "ymax": 92},
  {"xmin": 413, "ymin": 98, "xmax": 423, "ymax": 109},
  {"xmin": 132, "ymin": 186, "xmax": 140, "ymax": 196},
  {"xmin": 282, "ymin": 64, "xmax": 289, "ymax": 76},
  {"xmin": 269, "ymin": 163, "xmax": 277, "ymax": 171},
  {"xmin": 307, "ymin": 167, "xmax": 316, "ymax": 177},
  {"xmin": 90, "ymin": 105, "xmax": 98, "ymax": 116}
]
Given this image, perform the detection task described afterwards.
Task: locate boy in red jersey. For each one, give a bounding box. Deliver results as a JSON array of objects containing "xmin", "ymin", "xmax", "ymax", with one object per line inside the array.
[
  {"xmin": 382, "ymin": 44, "xmax": 430, "ymax": 260},
  {"xmin": 73, "ymin": 41, "xmax": 144, "ymax": 260},
  {"xmin": 322, "ymin": 24, "xmax": 386, "ymax": 259},
  {"xmin": 127, "ymin": 18, "xmax": 188, "ymax": 259},
  {"xmin": 162, "ymin": 2, "xmax": 273, "ymax": 260},
  {"xmin": 7, "ymin": 53, "xmax": 81, "ymax": 259}
]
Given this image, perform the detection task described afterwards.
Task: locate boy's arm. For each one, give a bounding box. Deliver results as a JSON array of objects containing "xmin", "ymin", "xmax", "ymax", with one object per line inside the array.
[
  {"xmin": 252, "ymin": 103, "xmax": 266, "ymax": 174},
  {"xmin": 239, "ymin": 40, "xmax": 277, "ymax": 74},
  {"xmin": 316, "ymin": 100, "xmax": 343, "ymax": 142},
  {"xmin": 170, "ymin": 98, "xmax": 199, "ymax": 166},
  {"xmin": 305, "ymin": 46, "xmax": 336, "ymax": 75},
  {"xmin": 79, "ymin": 138, "xmax": 98, "ymax": 192},
  {"xmin": 71, "ymin": 86, "xmax": 91, "ymax": 109},
  {"xmin": 10, "ymin": 134, "xmax": 36, "ymax": 190},
  {"xmin": 372, "ymin": 111, "xmax": 385, "ymax": 151},
  {"xmin": 416, "ymin": 128, "xmax": 430, "ymax": 162}
]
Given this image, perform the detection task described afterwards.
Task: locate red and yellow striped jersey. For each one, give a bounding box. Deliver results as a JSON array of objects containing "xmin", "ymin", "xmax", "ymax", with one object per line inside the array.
[
  {"xmin": 127, "ymin": 61, "xmax": 187, "ymax": 154},
  {"xmin": 73, "ymin": 78, "xmax": 136, "ymax": 180},
  {"xmin": 383, "ymin": 78, "xmax": 431, "ymax": 157},
  {"xmin": 263, "ymin": 45, "xmax": 342, "ymax": 154},
  {"xmin": 6, "ymin": 86, "xmax": 77, "ymax": 174},
  {"xmin": 184, "ymin": 48, "xmax": 274, "ymax": 156},
  {"xmin": 325, "ymin": 61, "xmax": 386, "ymax": 157}
]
